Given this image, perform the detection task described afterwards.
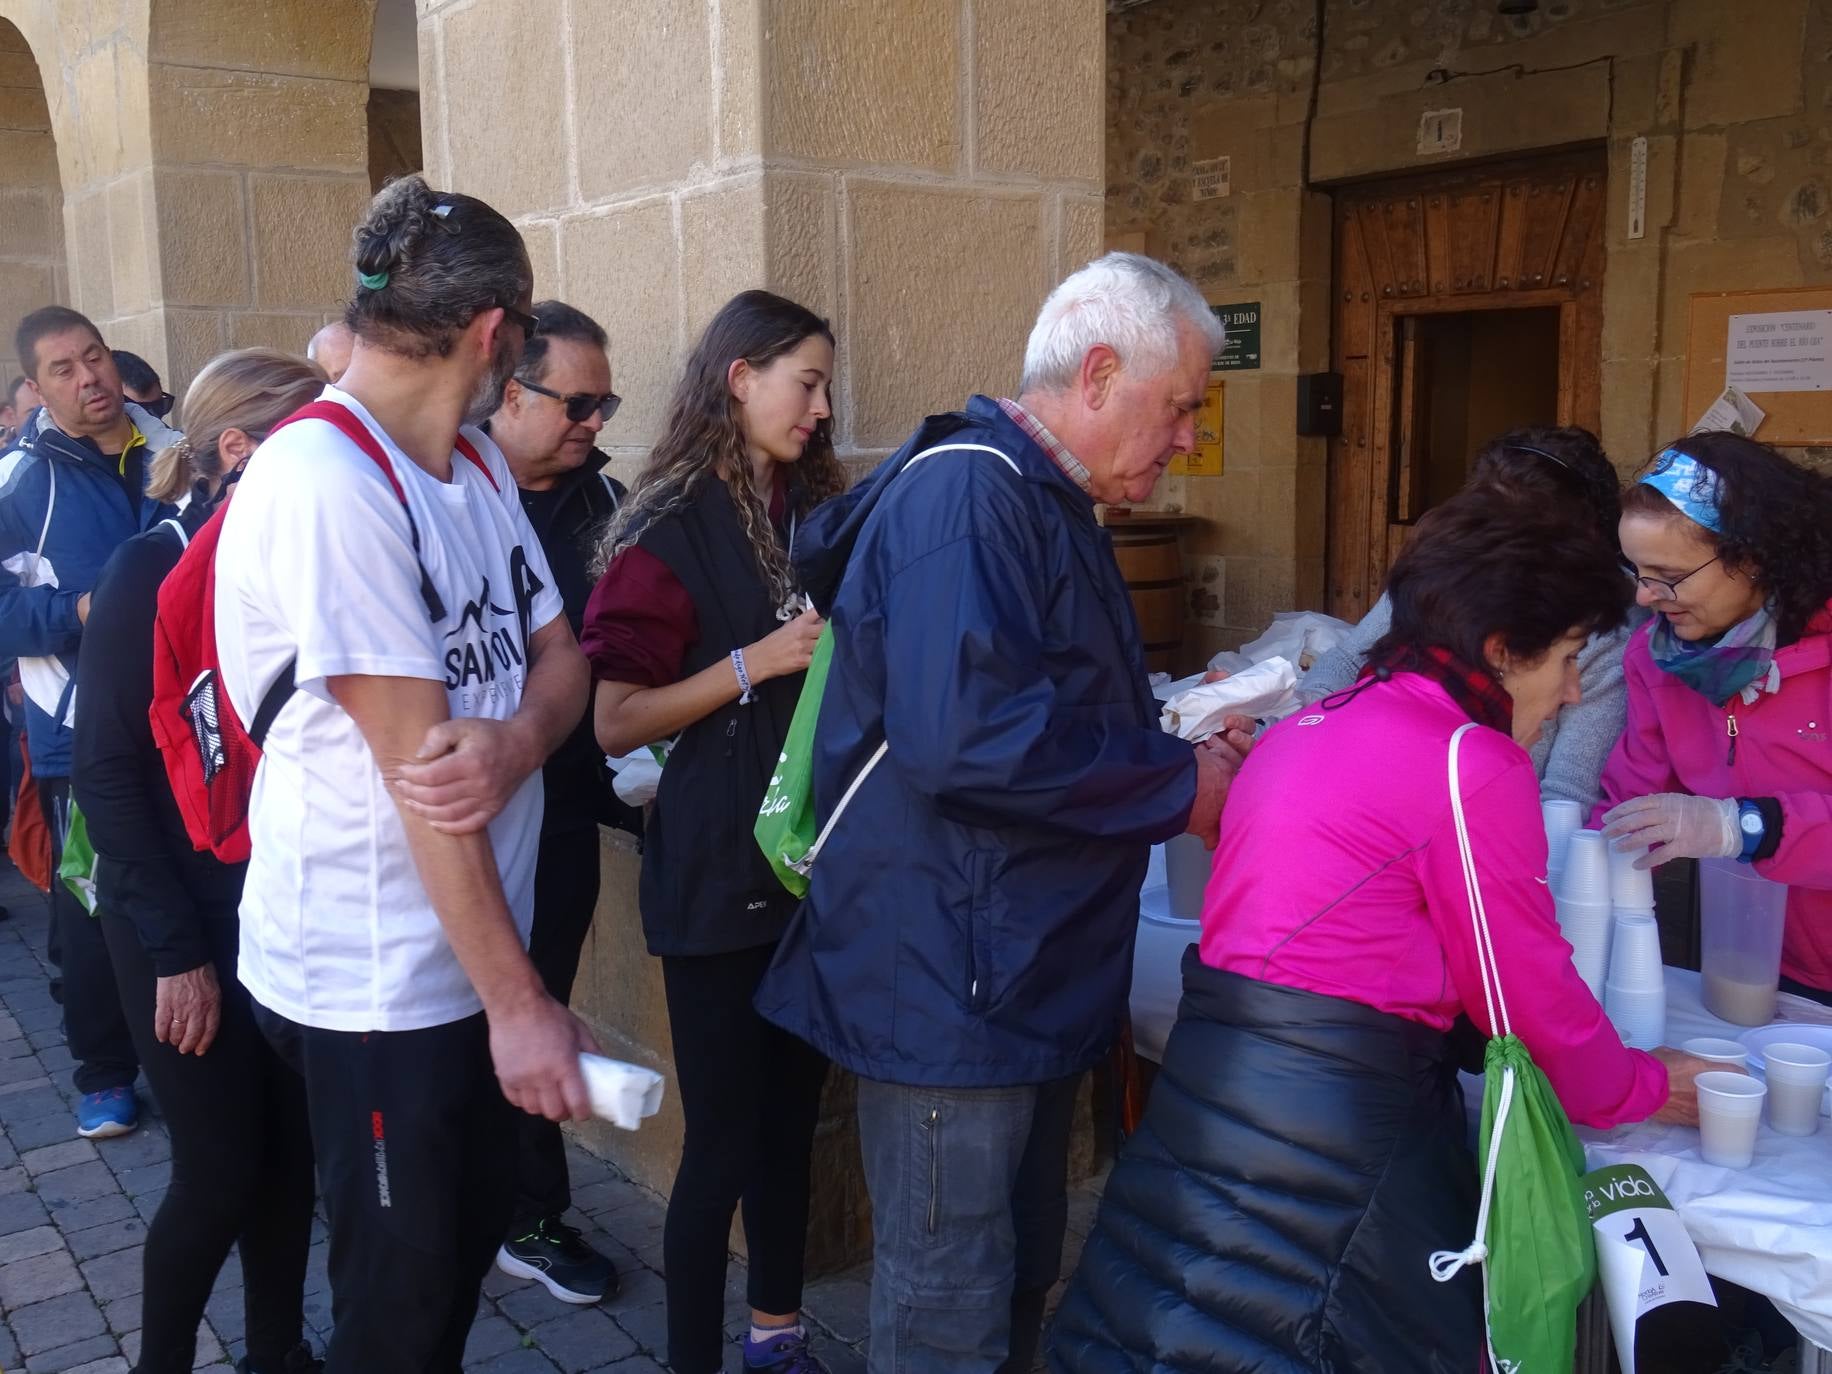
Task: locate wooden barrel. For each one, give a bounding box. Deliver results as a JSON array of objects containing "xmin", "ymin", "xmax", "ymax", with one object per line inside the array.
[{"xmin": 1108, "ymin": 527, "xmax": 1186, "ymax": 673}]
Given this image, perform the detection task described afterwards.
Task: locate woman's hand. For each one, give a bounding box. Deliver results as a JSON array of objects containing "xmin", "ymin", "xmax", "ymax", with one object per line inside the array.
[
  {"xmin": 1647, "ymin": 1046, "xmax": 1735, "ymax": 1127},
  {"xmin": 744, "ymin": 608, "xmax": 823, "ymax": 684},
  {"xmin": 1602, "ymin": 794, "xmax": 1740, "ymax": 868},
  {"xmin": 155, "ymin": 964, "xmax": 222, "ymax": 1056}
]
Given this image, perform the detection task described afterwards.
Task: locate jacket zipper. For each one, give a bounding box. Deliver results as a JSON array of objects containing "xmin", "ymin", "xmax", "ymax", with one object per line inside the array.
[
  {"xmin": 923, "ymin": 1107, "xmax": 940, "ymax": 1234},
  {"xmin": 1726, "ymin": 710, "xmax": 1739, "ymax": 766}
]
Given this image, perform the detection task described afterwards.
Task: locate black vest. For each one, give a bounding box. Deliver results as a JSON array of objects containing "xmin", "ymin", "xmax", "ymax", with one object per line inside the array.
[{"xmin": 635, "ymin": 479, "xmax": 803, "ymax": 956}]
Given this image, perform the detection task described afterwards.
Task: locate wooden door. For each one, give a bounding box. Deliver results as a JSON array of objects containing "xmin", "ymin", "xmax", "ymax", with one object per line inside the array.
[{"xmin": 1327, "ymin": 150, "xmax": 1607, "ymax": 619}]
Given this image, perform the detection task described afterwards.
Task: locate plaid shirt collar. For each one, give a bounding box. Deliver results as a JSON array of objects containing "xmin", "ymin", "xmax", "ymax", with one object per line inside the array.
[
  {"xmin": 1360, "ymin": 643, "xmax": 1515, "ymax": 735},
  {"xmin": 996, "ymin": 398, "xmax": 1092, "ymax": 496}
]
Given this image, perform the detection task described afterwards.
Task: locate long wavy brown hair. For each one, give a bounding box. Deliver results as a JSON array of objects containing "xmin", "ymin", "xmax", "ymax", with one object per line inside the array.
[{"xmin": 595, "ymin": 290, "xmax": 848, "ymax": 611}]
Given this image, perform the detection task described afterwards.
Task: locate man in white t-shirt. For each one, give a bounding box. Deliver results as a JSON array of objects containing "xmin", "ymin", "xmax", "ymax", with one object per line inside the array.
[{"xmin": 214, "ymin": 178, "xmax": 596, "ymax": 1372}]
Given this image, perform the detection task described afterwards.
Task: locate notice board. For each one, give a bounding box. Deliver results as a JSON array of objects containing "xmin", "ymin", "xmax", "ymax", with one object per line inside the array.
[{"xmin": 1684, "ymin": 286, "xmax": 1832, "ymax": 445}]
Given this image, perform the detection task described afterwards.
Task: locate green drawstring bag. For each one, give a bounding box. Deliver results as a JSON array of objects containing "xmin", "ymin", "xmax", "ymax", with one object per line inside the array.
[
  {"xmin": 1430, "ymin": 724, "xmax": 1596, "ymax": 1374},
  {"xmin": 58, "ymin": 798, "xmax": 100, "ymax": 916}
]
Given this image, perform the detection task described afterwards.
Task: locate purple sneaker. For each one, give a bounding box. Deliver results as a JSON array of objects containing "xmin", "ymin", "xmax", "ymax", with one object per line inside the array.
[{"xmin": 744, "ymin": 1328, "xmax": 830, "ymax": 1373}]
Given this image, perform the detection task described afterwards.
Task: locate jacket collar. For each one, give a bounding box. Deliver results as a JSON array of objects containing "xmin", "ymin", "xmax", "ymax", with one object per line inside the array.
[
  {"xmin": 965, "ymin": 395, "xmax": 1096, "ymax": 508},
  {"xmin": 20, "ymin": 399, "xmax": 182, "ymax": 469}
]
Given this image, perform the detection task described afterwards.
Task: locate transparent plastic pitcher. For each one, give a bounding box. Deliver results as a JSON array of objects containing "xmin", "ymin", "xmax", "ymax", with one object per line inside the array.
[{"xmin": 1699, "ymin": 857, "xmax": 1789, "ymax": 1027}]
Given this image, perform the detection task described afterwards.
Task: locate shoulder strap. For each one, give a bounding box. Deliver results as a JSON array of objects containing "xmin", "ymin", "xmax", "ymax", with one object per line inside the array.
[
  {"xmin": 158, "ymin": 516, "xmax": 189, "ymax": 551},
  {"xmin": 33, "ymin": 461, "xmax": 54, "ymax": 562},
  {"xmin": 598, "ymin": 471, "xmax": 622, "ymax": 513},
  {"xmin": 247, "ymin": 658, "xmax": 297, "ymax": 748},
  {"xmin": 902, "ymin": 441, "xmax": 1021, "ymax": 478},
  {"xmin": 454, "ymin": 434, "xmax": 499, "ymax": 492}
]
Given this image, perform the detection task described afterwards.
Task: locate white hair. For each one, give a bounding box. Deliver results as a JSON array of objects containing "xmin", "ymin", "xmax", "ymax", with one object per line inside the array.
[{"xmin": 1020, "ymin": 252, "xmax": 1224, "ymax": 394}]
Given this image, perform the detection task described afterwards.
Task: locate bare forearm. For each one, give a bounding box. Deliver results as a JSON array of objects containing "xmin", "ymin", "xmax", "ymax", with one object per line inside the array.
[
  {"xmin": 595, "ymin": 659, "xmax": 742, "ymax": 757},
  {"xmin": 510, "ymin": 618, "xmax": 590, "ymax": 768}
]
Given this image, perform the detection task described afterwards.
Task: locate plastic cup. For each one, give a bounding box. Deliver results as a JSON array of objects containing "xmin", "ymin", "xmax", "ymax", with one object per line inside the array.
[
  {"xmin": 1604, "ymin": 979, "xmax": 1666, "ymax": 1049},
  {"xmin": 1763, "ymin": 1042, "xmax": 1831, "ymax": 1137},
  {"xmin": 1558, "ymin": 830, "xmax": 1612, "ymax": 905},
  {"xmin": 1544, "ymin": 799, "xmax": 1584, "ymax": 878},
  {"xmin": 1696, "ymin": 1071, "xmax": 1766, "ymax": 1168},
  {"xmin": 1608, "ymin": 912, "xmax": 1665, "ymax": 991},
  {"xmin": 1555, "ymin": 896, "xmax": 1613, "ymax": 996},
  {"xmin": 1608, "ymin": 843, "xmax": 1656, "ymax": 910},
  {"xmin": 1681, "ymin": 1036, "xmax": 1751, "ymax": 1068},
  {"xmin": 1699, "ymin": 857, "xmax": 1788, "ymax": 1027},
  {"xmin": 1163, "ymin": 833, "xmax": 1213, "ymax": 922}
]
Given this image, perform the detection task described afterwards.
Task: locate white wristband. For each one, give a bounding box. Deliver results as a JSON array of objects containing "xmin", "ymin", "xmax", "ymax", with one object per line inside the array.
[{"xmin": 731, "ymin": 648, "xmax": 755, "ymax": 705}]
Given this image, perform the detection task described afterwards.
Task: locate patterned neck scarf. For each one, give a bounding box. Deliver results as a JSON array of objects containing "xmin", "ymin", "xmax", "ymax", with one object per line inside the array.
[
  {"xmin": 1341, "ymin": 643, "xmax": 1515, "ymax": 734},
  {"xmin": 1647, "ymin": 601, "xmax": 1781, "ymax": 707}
]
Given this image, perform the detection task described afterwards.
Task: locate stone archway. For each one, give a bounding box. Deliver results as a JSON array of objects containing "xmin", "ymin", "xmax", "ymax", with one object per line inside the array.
[{"xmin": 0, "ymin": 15, "xmax": 63, "ymax": 382}]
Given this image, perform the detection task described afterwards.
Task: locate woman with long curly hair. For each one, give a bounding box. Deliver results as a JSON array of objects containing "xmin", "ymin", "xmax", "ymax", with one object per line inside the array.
[
  {"xmin": 1597, "ymin": 432, "xmax": 1832, "ymax": 1005},
  {"xmin": 580, "ymin": 290, "xmax": 847, "ymax": 1374}
]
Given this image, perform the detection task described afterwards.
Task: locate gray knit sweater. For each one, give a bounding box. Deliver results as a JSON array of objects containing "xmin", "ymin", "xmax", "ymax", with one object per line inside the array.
[{"xmin": 1296, "ymin": 593, "xmax": 1644, "ymax": 812}]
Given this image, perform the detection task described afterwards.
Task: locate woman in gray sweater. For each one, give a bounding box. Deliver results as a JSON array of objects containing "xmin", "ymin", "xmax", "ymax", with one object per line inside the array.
[{"xmin": 1300, "ymin": 427, "xmax": 1642, "ymax": 812}]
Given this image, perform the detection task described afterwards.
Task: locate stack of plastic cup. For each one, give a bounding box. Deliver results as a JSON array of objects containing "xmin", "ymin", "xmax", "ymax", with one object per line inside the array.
[
  {"xmin": 1543, "ymin": 799, "xmax": 1584, "ymax": 887},
  {"xmin": 1762, "ymin": 1042, "xmax": 1831, "ymax": 1137},
  {"xmin": 1696, "ymin": 1071, "xmax": 1767, "ymax": 1168},
  {"xmin": 1603, "ymin": 912, "xmax": 1666, "ymax": 1049},
  {"xmin": 1608, "ymin": 842, "xmax": 1656, "ymax": 915},
  {"xmin": 1556, "ymin": 830, "xmax": 1614, "ymax": 997}
]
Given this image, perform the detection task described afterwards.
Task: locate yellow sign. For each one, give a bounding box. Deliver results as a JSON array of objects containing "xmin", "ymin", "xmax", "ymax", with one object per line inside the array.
[{"xmin": 1169, "ymin": 378, "xmax": 1224, "ymax": 476}]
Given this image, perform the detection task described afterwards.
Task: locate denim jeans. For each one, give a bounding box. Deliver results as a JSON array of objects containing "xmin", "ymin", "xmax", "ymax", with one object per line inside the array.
[{"xmin": 856, "ymin": 1074, "xmax": 1080, "ymax": 1374}]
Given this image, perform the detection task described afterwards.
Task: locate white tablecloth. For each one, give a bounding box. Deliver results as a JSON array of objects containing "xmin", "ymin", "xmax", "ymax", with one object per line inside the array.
[
  {"xmin": 1578, "ymin": 967, "xmax": 1832, "ymax": 1350},
  {"xmin": 1127, "ymin": 877, "xmax": 1832, "ymax": 1349}
]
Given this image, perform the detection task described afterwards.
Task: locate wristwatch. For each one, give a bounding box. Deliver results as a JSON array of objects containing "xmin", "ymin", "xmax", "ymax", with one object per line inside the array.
[{"xmin": 1736, "ymin": 799, "xmax": 1766, "ymax": 863}]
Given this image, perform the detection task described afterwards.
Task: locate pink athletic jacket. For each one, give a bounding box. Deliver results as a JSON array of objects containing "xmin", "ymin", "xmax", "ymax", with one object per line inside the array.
[
  {"xmin": 1200, "ymin": 671, "xmax": 1669, "ymax": 1129},
  {"xmin": 1593, "ymin": 604, "xmax": 1832, "ymax": 991}
]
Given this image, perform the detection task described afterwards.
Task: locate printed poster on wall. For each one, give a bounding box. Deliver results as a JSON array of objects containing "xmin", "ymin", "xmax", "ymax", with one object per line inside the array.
[
  {"xmin": 1169, "ymin": 378, "xmax": 1224, "ymax": 477},
  {"xmin": 1725, "ymin": 310, "xmax": 1832, "ymax": 392}
]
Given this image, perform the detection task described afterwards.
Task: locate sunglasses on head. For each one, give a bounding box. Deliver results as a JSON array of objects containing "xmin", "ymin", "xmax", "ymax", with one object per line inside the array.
[{"xmin": 517, "ymin": 377, "xmax": 622, "ymax": 424}]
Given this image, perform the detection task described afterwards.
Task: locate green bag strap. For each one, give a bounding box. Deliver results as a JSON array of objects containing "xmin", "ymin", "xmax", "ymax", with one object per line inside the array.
[
  {"xmin": 1429, "ymin": 723, "xmax": 1518, "ymax": 1299},
  {"xmin": 789, "ymin": 440, "xmax": 1021, "ymax": 879}
]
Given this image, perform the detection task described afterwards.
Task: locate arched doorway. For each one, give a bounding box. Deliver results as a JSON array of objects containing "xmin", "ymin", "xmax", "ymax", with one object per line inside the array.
[
  {"xmin": 368, "ymin": 0, "xmax": 423, "ymax": 190},
  {"xmin": 0, "ymin": 16, "xmax": 63, "ymax": 383}
]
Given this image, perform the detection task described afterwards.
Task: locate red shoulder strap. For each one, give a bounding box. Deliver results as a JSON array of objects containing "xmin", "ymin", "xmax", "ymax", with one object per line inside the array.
[
  {"xmin": 271, "ymin": 400, "xmax": 404, "ymax": 503},
  {"xmin": 454, "ymin": 434, "xmax": 499, "ymax": 492}
]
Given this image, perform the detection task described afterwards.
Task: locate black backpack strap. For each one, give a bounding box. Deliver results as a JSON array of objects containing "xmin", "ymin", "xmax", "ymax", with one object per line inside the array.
[{"xmin": 247, "ymin": 657, "xmax": 297, "ymax": 748}]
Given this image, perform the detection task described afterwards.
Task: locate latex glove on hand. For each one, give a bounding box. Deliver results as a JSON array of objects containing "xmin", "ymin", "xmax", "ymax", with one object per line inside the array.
[{"xmin": 1602, "ymin": 793, "xmax": 1740, "ymax": 870}]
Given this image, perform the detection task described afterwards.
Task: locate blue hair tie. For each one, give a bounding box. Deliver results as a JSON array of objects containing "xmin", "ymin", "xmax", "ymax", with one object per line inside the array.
[
  {"xmin": 1637, "ymin": 447, "xmax": 1723, "ymax": 532},
  {"xmin": 357, "ymin": 268, "xmax": 389, "ymax": 290}
]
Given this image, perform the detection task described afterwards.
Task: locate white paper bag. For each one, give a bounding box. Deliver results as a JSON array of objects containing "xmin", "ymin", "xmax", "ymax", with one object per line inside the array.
[
  {"xmin": 1158, "ymin": 657, "xmax": 1301, "ymax": 740},
  {"xmin": 579, "ymin": 1053, "xmax": 666, "ymax": 1131}
]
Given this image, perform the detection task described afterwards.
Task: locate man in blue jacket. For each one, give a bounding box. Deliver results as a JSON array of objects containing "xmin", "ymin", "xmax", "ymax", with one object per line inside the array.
[
  {"xmin": 0, "ymin": 306, "xmax": 181, "ymax": 1138},
  {"xmin": 756, "ymin": 253, "xmax": 1250, "ymax": 1371}
]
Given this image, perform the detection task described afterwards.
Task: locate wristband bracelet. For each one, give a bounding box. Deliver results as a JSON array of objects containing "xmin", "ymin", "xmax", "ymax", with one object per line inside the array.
[{"xmin": 731, "ymin": 648, "xmax": 755, "ymax": 705}]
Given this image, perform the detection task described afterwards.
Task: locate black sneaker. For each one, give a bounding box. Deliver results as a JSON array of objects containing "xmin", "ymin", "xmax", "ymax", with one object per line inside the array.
[
  {"xmin": 496, "ymin": 1216, "xmax": 620, "ymax": 1304},
  {"xmin": 236, "ymin": 1341, "xmax": 324, "ymax": 1374}
]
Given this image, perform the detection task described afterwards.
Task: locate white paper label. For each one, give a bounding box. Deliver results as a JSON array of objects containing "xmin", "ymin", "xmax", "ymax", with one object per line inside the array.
[
  {"xmin": 1418, "ymin": 108, "xmax": 1463, "ymax": 156},
  {"xmin": 1192, "ymin": 156, "xmax": 1230, "ymax": 201},
  {"xmin": 1587, "ymin": 1164, "xmax": 1717, "ymax": 1371},
  {"xmin": 1726, "ymin": 310, "xmax": 1832, "ymax": 392}
]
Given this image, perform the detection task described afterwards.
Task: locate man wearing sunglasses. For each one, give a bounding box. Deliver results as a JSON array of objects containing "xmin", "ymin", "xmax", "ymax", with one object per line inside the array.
[
  {"xmin": 112, "ymin": 350, "xmax": 176, "ymax": 421},
  {"xmin": 485, "ymin": 299, "xmax": 635, "ymax": 1307}
]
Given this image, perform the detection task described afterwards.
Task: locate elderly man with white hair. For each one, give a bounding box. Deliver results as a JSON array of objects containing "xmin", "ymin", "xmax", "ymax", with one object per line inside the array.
[{"xmin": 756, "ymin": 253, "xmax": 1251, "ymax": 1372}]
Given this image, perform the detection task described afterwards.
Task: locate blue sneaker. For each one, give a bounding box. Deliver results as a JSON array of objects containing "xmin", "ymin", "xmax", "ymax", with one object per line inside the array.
[
  {"xmin": 76, "ymin": 1086, "xmax": 137, "ymax": 1139},
  {"xmin": 745, "ymin": 1328, "xmax": 829, "ymax": 1373}
]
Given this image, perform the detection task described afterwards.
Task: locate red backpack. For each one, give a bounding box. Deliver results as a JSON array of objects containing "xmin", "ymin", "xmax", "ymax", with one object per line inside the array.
[{"xmin": 149, "ymin": 400, "xmax": 495, "ymax": 861}]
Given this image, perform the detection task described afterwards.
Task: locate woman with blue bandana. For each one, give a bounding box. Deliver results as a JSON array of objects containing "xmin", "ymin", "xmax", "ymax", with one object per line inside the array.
[{"xmin": 1593, "ymin": 432, "xmax": 1832, "ymax": 1003}]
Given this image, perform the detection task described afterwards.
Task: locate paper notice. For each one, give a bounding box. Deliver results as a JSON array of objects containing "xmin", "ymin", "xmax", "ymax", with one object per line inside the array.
[
  {"xmin": 1584, "ymin": 1164, "xmax": 1717, "ymax": 1371},
  {"xmin": 1726, "ymin": 310, "xmax": 1832, "ymax": 392},
  {"xmin": 1690, "ymin": 384, "xmax": 1766, "ymax": 437}
]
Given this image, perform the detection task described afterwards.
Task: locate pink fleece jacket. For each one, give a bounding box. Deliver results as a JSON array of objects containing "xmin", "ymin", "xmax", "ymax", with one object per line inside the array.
[
  {"xmin": 1200, "ymin": 671, "xmax": 1669, "ymax": 1130},
  {"xmin": 1592, "ymin": 606, "xmax": 1832, "ymax": 991}
]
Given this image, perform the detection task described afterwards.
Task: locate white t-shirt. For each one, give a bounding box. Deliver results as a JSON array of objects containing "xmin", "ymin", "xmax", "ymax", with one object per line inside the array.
[{"xmin": 215, "ymin": 387, "xmax": 564, "ymax": 1032}]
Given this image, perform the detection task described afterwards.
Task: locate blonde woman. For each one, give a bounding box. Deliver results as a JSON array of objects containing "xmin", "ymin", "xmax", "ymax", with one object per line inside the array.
[{"xmin": 72, "ymin": 348, "xmax": 325, "ymax": 1374}]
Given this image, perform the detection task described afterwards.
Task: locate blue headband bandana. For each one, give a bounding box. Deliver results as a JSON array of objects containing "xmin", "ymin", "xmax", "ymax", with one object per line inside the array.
[{"xmin": 1637, "ymin": 447, "xmax": 1723, "ymax": 532}]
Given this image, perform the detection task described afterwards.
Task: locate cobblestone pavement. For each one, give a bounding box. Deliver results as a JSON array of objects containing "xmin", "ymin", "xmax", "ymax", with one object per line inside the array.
[{"xmin": 0, "ymin": 860, "xmax": 1096, "ymax": 1373}]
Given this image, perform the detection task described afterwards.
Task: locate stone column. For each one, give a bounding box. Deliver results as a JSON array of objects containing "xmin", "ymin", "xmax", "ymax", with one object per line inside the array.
[
  {"xmin": 0, "ymin": 18, "xmax": 65, "ymax": 380},
  {"xmin": 420, "ymin": 0, "xmax": 1105, "ymax": 1270}
]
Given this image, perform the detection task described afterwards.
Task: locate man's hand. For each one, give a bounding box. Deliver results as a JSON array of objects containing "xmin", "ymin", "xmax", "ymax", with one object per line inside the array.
[
  {"xmin": 155, "ymin": 964, "xmax": 222, "ymax": 1056},
  {"xmin": 489, "ymin": 991, "xmax": 603, "ymax": 1122},
  {"xmin": 392, "ymin": 717, "xmax": 542, "ymax": 835},
  {"xmin": 76, "ymin": 592, "xmax": 91, "ymax": 625},
  {"xmin": 1185, "ymin": 714, "xmax": 1257, "ymax": 849}
]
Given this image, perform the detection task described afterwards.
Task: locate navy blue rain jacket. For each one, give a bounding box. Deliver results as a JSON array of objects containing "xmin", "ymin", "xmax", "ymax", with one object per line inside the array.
[
  {"xmin": 755, "ymin": 396, "xmax": 1197, "ymax": 1087},
  {"xmin": 0, "ymin": 402, "xmax": 180, "ymax": 778}
]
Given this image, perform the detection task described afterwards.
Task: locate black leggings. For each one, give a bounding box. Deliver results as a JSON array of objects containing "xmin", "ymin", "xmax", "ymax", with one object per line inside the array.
[
  {"xmin": 100, "ymin": 910, "xmax": 315, "ymax": 1374},
  {"xmin": 660, "ymin": 945, "xmax": 828, "ymax": 1374}
]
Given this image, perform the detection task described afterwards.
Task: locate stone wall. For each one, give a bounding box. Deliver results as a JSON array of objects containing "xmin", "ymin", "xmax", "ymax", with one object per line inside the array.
[
  {"xmin": 0, "ymin": 18, "xmax": 63, "ymax": 383},
  {"xmin": 1109, "ymin": 0, "xmax": 1832, "ymax": 656}
]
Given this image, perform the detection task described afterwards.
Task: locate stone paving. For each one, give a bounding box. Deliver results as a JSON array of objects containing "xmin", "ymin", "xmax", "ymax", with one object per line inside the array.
[{"xmin": 0, "ymin": 859, "xmax": 1095, "ymax": 1373}]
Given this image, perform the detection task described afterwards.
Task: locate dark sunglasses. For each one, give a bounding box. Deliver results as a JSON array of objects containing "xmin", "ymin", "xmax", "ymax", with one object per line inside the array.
[
  {"xmin": 143, "ymin": 391, "xmax": 176, "ymax": 419},
  {"xmin": 501, "ymin": 304, "xmax": 541, "ymax": 338},
  {"xmin": 517, "ymin": 377, "xmax": 622, "ymax": 424}
]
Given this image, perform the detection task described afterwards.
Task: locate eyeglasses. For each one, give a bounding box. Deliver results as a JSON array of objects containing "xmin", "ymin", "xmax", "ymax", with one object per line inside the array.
[
  {"xmin": 1621, "ymin": 554, "xmax": 1720, "ymax": 602},
  {"xmin": 1507, "ymin": 443, "xmax": 1574, "ymax": 473},
  {"xmin": 501, "ymin": 304, "xmax": 541, "ymax": 339},
  {"xmin": 517, "ymin": 377, "xmax": 622, "ymax": 424}
]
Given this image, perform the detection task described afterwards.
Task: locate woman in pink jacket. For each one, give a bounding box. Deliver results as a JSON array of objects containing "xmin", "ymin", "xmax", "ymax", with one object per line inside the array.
[
  {"xmin": 1598, "ymin": 433, "xmax": 1832, "ymax": 1003},
  {"xmin": 1050, "ymin": 491, "xmax": 1709, "ymax": 1374}
]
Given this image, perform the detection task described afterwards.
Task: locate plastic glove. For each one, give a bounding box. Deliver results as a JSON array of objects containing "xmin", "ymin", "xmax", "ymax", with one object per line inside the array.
[{"xmin": 1602, "ymin": 793, "xmax": 1739, "ymax": 870}]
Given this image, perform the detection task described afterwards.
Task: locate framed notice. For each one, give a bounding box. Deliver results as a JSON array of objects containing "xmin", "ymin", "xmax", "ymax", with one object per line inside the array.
[
  {"xmin": 1684, "ymin": 286, "xmax": 1832, "ymax": 444},
  {"xmin": 1210, "ymin": 302, "xmax": 1261, "ymax": 371},
  {"xmin": 1169, "ymin": 378, "xmax": 1224, "ymax": 476}
]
